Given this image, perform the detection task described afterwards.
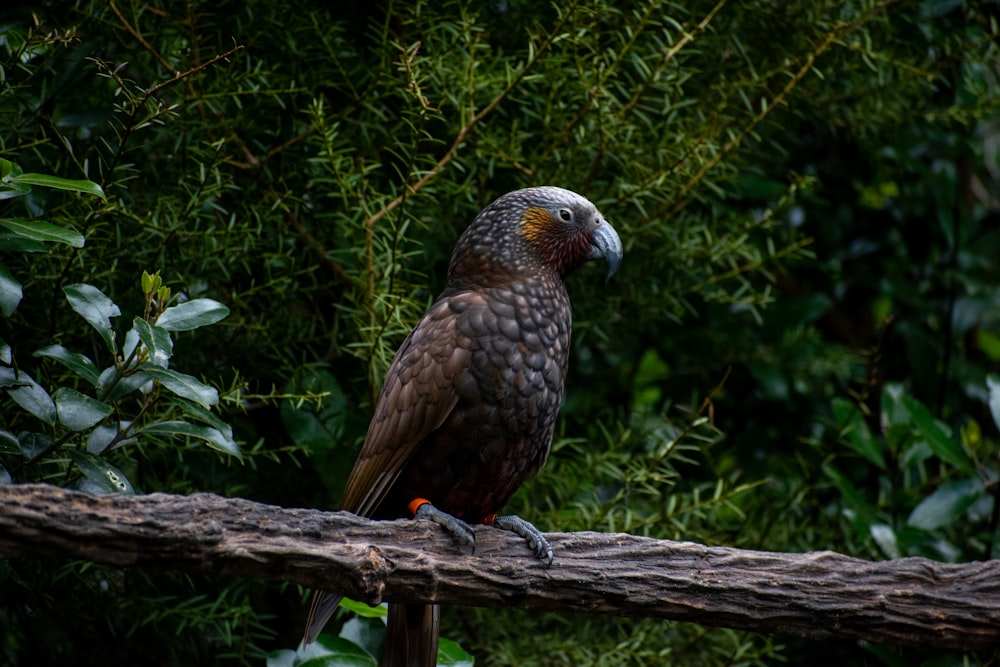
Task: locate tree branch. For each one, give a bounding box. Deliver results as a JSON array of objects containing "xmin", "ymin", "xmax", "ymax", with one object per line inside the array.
[{"xmin": 1, "ymin": 484, "xmax": 997, "ymax": 650}]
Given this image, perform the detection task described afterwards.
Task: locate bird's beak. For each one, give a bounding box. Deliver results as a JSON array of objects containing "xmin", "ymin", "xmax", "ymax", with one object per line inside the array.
[{"xmin": 587, "ymin": 219, "xmax": 623, "ymax": 281}]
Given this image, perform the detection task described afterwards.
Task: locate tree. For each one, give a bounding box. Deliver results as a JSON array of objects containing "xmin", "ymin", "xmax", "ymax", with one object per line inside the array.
[{"xmin": 1, "ymin": 1, "xmax": 997, "ymax": 665}]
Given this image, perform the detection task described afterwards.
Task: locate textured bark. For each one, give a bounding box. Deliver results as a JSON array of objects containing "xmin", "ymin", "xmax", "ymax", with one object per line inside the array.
[{"xmin": 1, "ymin": 483, "xmax": 997, "ymax": 650}]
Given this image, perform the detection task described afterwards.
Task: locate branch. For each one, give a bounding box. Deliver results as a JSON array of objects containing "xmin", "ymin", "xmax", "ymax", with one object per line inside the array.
[{"xmin": 1, "ymin": 484, "xmax": 997, "ymax": 650}]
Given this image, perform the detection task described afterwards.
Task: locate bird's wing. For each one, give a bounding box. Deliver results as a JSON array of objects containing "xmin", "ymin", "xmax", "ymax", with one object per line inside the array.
[{"xmin": 339, "ymin": 292, "xmax": 478, "ymax": 516}]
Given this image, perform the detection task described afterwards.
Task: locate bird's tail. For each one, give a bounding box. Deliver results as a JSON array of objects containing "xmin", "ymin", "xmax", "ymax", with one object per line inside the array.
[
  {"xmin": 303, "ymin": 590, "xmax": 343, "ymax": 645},
  {"xmin": 383, "ymin": 602, "xmax": 439, "ymax": 667}
]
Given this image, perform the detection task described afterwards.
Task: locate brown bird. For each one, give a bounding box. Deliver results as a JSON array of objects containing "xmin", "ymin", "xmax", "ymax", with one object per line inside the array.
[{"xmin": 303, "ymin": 186, "xmax": 622, "ymax": 666}]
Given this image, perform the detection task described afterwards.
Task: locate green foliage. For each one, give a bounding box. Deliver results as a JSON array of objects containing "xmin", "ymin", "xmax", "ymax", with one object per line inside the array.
[
  {"xmin": 817, "ymin": 382, "xmax": 1000, "ymax": 563},
  {"xmin": 267, "ymin": 603, "xmax": 475, "ymax": 667},
  {"xmin": 1, "ymin": 264, "xmax": 238, "ymax": 489},
  {"xmin": 1, "ymin": 0, "xmax": 999, "ymax": 665}
]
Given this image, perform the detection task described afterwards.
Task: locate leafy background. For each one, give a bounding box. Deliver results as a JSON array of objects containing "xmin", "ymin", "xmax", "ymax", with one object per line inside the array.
[{"xmin": 1, "ymin": 0, "xmax": 999, "ymax": 665}]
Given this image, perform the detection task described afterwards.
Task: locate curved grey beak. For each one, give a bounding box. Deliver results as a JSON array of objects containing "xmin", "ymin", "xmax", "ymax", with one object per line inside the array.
[{"xmin": 587, "ymin": 219, "xmax": 623, "ymax": 281}]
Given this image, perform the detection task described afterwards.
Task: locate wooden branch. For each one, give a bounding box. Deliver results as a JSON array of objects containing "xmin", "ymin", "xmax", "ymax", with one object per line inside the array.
[{"xmin": 1, "ymin": 484, "xmax": 997, "ymax": 650}]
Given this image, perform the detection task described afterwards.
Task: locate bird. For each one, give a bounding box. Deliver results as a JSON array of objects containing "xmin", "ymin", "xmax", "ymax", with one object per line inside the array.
[{"xmin": 302, "ymin": 186, "xmax": 622, "ymax": 667}]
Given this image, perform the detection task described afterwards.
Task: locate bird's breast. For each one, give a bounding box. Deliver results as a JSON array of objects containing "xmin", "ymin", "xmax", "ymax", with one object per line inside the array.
[{"xmin": 392, "ymin": 280, "xmax": 571, "ymax": 520}]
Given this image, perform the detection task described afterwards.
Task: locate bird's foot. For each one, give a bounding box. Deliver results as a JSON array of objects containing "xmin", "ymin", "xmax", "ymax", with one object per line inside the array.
[
  {"xmin": 409, "ymin": 498, "xmax": 477, "ymax": 552},
  {"xmin": 485, "ymin": 513, "xmax": 554, "ymax": 566}
]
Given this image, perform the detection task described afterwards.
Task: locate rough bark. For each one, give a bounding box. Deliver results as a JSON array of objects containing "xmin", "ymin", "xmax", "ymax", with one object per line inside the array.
[{"xmin": 1, "ymin": 483, "xmax": 997, "ymax": 650}]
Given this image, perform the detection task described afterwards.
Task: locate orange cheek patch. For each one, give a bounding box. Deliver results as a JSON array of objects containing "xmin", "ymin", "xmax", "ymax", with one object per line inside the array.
[{"xmin": 520, "ymin": 207, "xmax": 554, "ymax": 244}]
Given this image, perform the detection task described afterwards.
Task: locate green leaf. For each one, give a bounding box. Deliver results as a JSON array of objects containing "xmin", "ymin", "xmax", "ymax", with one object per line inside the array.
[
  {"xmin": 9, "ymin": 173, "xmax": 106, "ymax": 200},
  {"xmin": 86, "ymin": 422, "xmax": 136, "ymax": 455},
  {"xmin": 66, "ymin": 450, "xmax": 135, "ymax": 494},
  {"xmin": 302, "ymin": 636, "xmax": 377, "ymax": 667},
  {"xmin": 907, "ymin": 478, "xmax": 985, "ymax": 530},
  {"xmin": 900, "ymin": 395, "xmax": 974, "ymax": 473},
  {"xmin": 979, "ymin": 329, "xmax": 1000, "ymax": 362},
  {"xmin": 0, "ymin": 260, "xmax": 23, "ymax": 316},
  {"xmin": 987, "ymin": 375, "xmax": 1000, "ymax": 433},
  {"xmin": 265, "ymin": 649, "xmax": 297, "ymax": 667},
  {"xmin": 832, "ymin": 398, "xmax": 885, "ymax": 469},
  {"xmin": 15, "ymin": 432, "xmax": 52, "ymax": 459},
  {"xmin": 437, "ymin": 638, "xmax": 474, "ymax": 667},
  {"xmin": 97, "ymin": 366, "xmax": 153, "ymax": 402},
  {"xmin": 140, "ymin": 420, "xmax": 241, "ymax": 458},
  {"xmin": 142, "ymin": 365, "xmax": 219, "ymax": 408},
  {"xmin": 0, "ymin": 181, "xmax": 30, "ymax": 200},
  {"xmin": 869, "ymin": 523, "xmax": 899, "ymax": 559},
  {"xmin": 0, "ymin": 218, "xmax": 85, "ymax": 248},
  {"xmin": 54, "ymin": 387, "xmax": 112, "ymax": 431},
  {"xmin": 339, "ymin": 617, "xmax": 385, "ymax": 662},
  {"xmin": 0, "ymin": 158, "xmax": 18, "ymax": 179},
  {"xmin": 64, "ymin": 284, "xmax": 121, "ymax": 355},
  {"xmin": 178, "ymin": 401, "xmax": 234, "ymax": 441},
  {"xmin": 155, "ymin": 298, "xmax": 230, "ymax": 331},
  {"xmin": 132, "ymin": 317, "xmax": 173, "ymax": 366},
  {"xmin": 0, "ymin": 339, "xmax": 9, "ymax": 365},
  {"xmin": 0, "ymin": 464, "xmax": 10, "ymax": 484},
  {"xmin": 0, "ymin": 230, "xmax": 46, "ymax": 253},
  {"xmin": 34, "ymin": 345, "xmax": 101, "ymax": 385},
  {"xmin": 338, "ymin": 599, "xmax": 388, "ymax": 619},
  {"xmin": 0, "ymin": 429, "xmax": 19, "ymax": 454},
  {"xmin": 0, "ymin": 366, "xmax": 56, "ymax": 424},
  {"xmin": 824, "ymin": 464, "xmax": 880, "ymax": 528}
]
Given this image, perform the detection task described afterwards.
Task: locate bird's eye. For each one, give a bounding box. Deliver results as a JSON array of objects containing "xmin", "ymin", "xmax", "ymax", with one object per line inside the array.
[{"xmin": 558, "ymin": 208, "xmax": 573, "ymax": 222}]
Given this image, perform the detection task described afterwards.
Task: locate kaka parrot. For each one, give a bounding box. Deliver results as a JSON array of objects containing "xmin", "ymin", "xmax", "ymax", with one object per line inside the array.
[{"xmin": 303, "ymin": 186, "xmax": 622, "ymax": 666}]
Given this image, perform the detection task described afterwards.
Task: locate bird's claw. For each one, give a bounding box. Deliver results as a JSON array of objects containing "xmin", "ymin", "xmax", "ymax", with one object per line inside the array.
[
  {"xmin": 414, "ymin": 502, "xmax": 477, "ymax": 552},
  {"xmin": 492, "ymin": 514, "xmax": 554, "ymax": 566}
]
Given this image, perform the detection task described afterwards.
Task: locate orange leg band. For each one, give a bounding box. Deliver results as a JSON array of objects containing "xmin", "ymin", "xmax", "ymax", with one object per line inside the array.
[
  {"xmin": 482, "ymin": 513, "xmax": 497, "ymax": 525},
  {"xmin": 408, "ymin": 497, "xmax": 432, "ymax": 516}
]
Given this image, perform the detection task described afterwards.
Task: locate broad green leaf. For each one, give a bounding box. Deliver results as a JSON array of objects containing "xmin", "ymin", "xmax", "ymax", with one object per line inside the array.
[
  {"xmin": 302, "ymin": 636, "xmax": 376, "ymax": 667},
  {"xmin": 142, "ymin": 365, "xmax": 218, "ymax": 408},
  {"xmin": 869, "ymin": 523, "xmax": 899, "ymax": 559},
  {"xmin": 9, "ymin": 173, "xmax": 106, "ymax": 200},
  {"xmin": 901, "ymin": 395, "xmax": 974, "ymax": 473},
  {"xmin": 987, "ymin": 375, "xmax": 1000, "ymax": 433},
  {"xmin": 0, "ymin": 218, "xmax": 85, "ymax": 248},
  {"xmin": 437, "ymin": 638, "xmax": 474, "ymax": 667},
  {"xmin": 140, "ymin": 420, "xmax": 241, "ymax": 458},
  {"xmin": 0, "ymin": 429, "xmax": 19, "ymax": 454},
  {"xmin": 121, "ymin": 327, "xmax": 140, "ymax": 363},
  {"xmin": 0, "ymin": 339, "xmax": 9, "ymax": 365},
  {"xmin": 86, "ymin": 421, "xmax": 136, "ymax": 455},
  {"xmin": 339, "ymin": 599, "xmax": 388, "ymax": 619},
  {"xmin": 15, "ymin": 432, "xmax": 52, "ymax": 459},
  {"xmin": 97, "ymin": 366, "xmax": 153, "ymax": 402},
  {"xmin": 64, "ymin": 284, "xmax": 121, "ymax": 354},
  {"xmin": 0, "ymin": 464, "xmax": 10, "ymax": 484},
  {"xmin": 0, "ymin": 158, "xmax": 17, "ymax": 178},
  {"xmin": 179, "ymin": 401, "xmax": 233, "ymax": 441},
  {"xmin": 0, "ymin": 181, "xmax": 30, "ymax": 200},
  {"xmin": 66, "ymin": 450, "xmax": 134, "ymax": 494},
  {"xmin": 832, "ymin": 397, "xmax": 885, "ymax": 469},
  {"xmin": 907, "ymin": 478, "xmax": 985, "ymax": 530},
  {"xmin": 34, "ymin": 345, "xmax": 101, "ymax": 385},
  {"xmin": 155, "ymin": 298, "xmax": 230, "ymax": 331},
  {"xmin": 881, "ymin": 383, "xmax": 910, "ymax": 431},
  {"xmin": 54, "ymin": 387, "xmax": 111, "ymax": 431},
  {"xmin": 0, "ymin": 366, "xmax": 56, "ymax": 424},
  {"xmin": 265, "ymin": 649, "xmax": 297, "ymax": 667},
  {"xmin": 0, "ymin": 230, "xmax": 46, "ymax": 252},
  {"xmin": 0, "ymin": 260, "xmax": 22, "ymax": 316},
  {"xmin": 339, "ymin": 617, "xmax": 385, "ymax": 661},
  {"xmin": 132, "ymin": 317, "xmax": 173, "ymax": 366}
]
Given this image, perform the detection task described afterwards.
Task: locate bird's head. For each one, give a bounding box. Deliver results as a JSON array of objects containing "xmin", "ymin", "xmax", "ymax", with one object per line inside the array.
[{"xmin": 449, "ymin": 186, "xmax": 622, "ymax": 285}]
